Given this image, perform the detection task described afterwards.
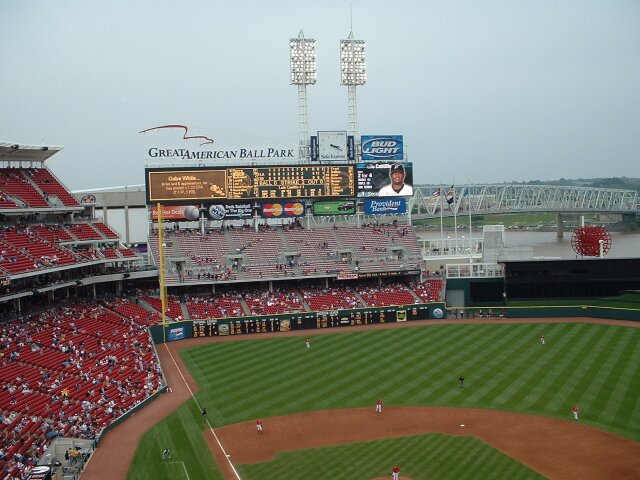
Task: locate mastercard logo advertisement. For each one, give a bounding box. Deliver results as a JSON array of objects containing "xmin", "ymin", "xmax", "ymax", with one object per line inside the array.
[{"xmin": 260, "ymin": 201, "xmax": 305, "ymax": 218}]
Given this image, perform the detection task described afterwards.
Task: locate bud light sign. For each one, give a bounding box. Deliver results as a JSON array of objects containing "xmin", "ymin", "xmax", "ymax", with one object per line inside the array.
[
  {"xmin": 364, "ymin": 198, "xmax": 407, "ymax": 214},
  {"xmin": 361, "ymin": 135, "xmax": 404, "ymax": 161}
]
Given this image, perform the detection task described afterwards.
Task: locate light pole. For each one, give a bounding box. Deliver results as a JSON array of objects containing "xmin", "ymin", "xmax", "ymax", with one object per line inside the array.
[
  {"xmin": 340, "ymin": 31, "xmax": 366, "ymax": 162},
  {"xmin": 290, "ymin": 30, "xmax": 317, "ymax": 162}
]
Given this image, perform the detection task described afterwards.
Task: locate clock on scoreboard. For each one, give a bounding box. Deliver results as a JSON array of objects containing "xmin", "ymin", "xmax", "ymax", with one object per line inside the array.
[{"xmin": 317, "ymin": 130, "xmax": 348, "ymax": 161}]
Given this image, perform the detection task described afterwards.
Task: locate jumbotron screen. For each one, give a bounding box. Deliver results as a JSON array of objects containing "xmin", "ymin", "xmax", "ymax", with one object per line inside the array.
[{"xmin": 145, "ymin": 165, "xmax": 355, "ymax": 203}]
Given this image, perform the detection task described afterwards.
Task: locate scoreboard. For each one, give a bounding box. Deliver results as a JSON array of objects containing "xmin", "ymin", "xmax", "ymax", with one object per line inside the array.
[
  {"xmin": 191, "ymin": 305, "xmax": 431, "ymax": 338},
  {"xmin": 146, "ymin": 165, "xmax": 355, "ymax": 203}
]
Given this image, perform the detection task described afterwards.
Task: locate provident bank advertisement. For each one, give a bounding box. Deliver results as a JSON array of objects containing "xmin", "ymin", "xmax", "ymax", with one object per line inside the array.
[{"xmin": 364, "ymin": 198, "xmax": 407, "ymax": 214}]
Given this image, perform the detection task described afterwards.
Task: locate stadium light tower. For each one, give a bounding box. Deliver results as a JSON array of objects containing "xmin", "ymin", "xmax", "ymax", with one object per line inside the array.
[
  {"xmin": 290, "ymin": 30, "xmax": 317, "ymax": 162},
  {"xmin": 340, "ymin": 30, "xmax": 366, "ymax": 161}
]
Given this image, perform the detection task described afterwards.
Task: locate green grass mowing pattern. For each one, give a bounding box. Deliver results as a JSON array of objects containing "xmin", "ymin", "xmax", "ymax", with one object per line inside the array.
[
  {"xmin": 126, "ymin": 402, "xmax": 224, "ymax": 480},
  {"xmin": 180, "ymin": 323, "xmax": 640, "ymax": 440},
  {"xmin": 236, "ymin": 433, "xmax": 546, "ymax": 480},
  {"xmin": 129, "ymin": 322, "xmax": 640, "ymax": 479}
]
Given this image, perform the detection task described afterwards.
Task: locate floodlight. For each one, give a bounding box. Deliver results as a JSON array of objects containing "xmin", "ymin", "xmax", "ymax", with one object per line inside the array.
[
  {"xmin": 340, "ymin": 31, "xmax": 367, "ymax": 161},
  {"xmin": 290, "ymin": 30, "xmax": 316, "ymax": 162},
  {"xmin": 340, "ymin": 36, "xmax": 366, "ymax": 86},
  {"xmin": 289, "ymin": 32, "xmax": 316, "ymax": 85}
]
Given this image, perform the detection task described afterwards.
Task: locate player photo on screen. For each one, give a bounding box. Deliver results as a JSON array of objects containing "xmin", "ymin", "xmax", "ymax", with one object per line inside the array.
[{"xmin": 356, "ymin": 162, "xmax": 413, "ymax": 197}]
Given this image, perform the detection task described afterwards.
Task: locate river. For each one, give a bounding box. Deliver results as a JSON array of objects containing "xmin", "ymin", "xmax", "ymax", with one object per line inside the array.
[{"xmin": 415, "ymin": 229, "xmax": 640, "ymax": 260}]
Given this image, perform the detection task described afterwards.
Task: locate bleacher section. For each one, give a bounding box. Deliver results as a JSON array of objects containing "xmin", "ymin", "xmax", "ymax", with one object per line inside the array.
[
  {"xmin": 358, "ymin": 282, "xmax": 419, "ymax": 307},
  {"xmin": 301, "ymin": 285, "xmax": 363, "ymax": 310},
  {"xmin": 26, "ymin": 168, "xmax": 80, "ymax": 207},
  {"xmin": 138, "ymin": 278, "xmax": 444, "ymax": 321},
  {"xmin": 149, "ymin": 224, "xmax": 424, "ymax": 284},
  {"xmin": 0, "ymin": 299, "xmax": 164, "ymax": 479},
  {"xmin": 0, "ymin": 168, "xmax": 49, "ymax": 208}
]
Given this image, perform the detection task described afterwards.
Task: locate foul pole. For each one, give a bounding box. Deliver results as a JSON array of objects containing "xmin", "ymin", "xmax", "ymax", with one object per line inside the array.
[{"xmin": 157, "ymin": 203, "xmax": 168, "ymax": 343}]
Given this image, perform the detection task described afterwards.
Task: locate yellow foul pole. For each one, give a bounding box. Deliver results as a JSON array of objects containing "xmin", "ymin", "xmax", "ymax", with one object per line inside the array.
[{"xmin": 157, "ymin": 203, "xmax": 168, "ymax": 343}]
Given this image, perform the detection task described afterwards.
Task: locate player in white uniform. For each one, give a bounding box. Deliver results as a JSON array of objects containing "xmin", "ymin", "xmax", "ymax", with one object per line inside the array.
[{"xmin": 377, "ymin": 163, "xmax": 413, "ymax": 196}]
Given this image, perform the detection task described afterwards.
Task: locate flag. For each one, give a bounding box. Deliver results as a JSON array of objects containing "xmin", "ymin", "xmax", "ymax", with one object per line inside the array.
[
  {"xmin": 446, "ymin": 185, "xmax": 455, "ymax": 204},
  {"xmin": 432, "ymin": 188, "xmax": 440, "ymax": 197}
]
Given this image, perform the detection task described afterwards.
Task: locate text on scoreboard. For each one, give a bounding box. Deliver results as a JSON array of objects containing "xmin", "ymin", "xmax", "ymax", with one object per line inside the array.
[{"xmin": 146, "ymin": 165, "xmax": 355, "ymax": 203}]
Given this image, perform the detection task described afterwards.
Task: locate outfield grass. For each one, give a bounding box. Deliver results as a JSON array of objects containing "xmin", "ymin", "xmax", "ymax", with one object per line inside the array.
[
  {"xmin": 237, "ymin": 433, "xmax": 546, "ymax": 480},
  {"xmin": 128, "ymin": 322, "xmax": 640, "ymax": 479}
]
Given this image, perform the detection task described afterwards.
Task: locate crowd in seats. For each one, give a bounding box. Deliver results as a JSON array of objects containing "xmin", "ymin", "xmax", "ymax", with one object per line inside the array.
[
  {"xmin": 31, "ymin": 225, "xmax": 74, "ymax": 243},
  {"xmin": 24, "ymin": 168, "xmax": 80, "ymax": 207},
  {"xmin": 358, "ymin": 282, "xmax": 418, "ymax": 307},
  {"xmin": 139, "ymin": 279, "xmax": 443, "ymax": 322},
  {"xmin": 243, "ymin": 288, "xmax": 304, "ymax": 315},
  {"xmin": 150, "ymin": 224, "xmax": 424, "ymax": 284},
  {"xmin": 0, "ymin": 299, "xmax": 164, "ymax": 479},
  {"xmin": 411, "ymin": 279, "xmax": 445, "ymax": 302},
  {"xmin": 0, "ymin": 227, "xmax": 77, "ymax": 275},
  {"xmin": 0, "ymin": 169, "xmax": 49, "ymax": 208},
  {"xmin": 184, "ymin": 292, "xmax": 245, "ymax": 319},
  {"xmin": 300, "ymin": 286, "xmax": 363, "ymax": 311},
  {"xmin": 0, "ymin": 194, "xmax": 18, "ymax": 209},
  {"xmin": 102, "ymin": 298, "xmax": 161, "ymax": 326},
  {"xmin": 141, "ymin": 295, "xmax": 184, "ymax": 320}
]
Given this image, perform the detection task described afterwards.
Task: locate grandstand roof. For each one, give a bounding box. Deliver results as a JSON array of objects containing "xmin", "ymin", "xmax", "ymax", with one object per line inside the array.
[{"xmin": 0, "ymin": 141, "xmax": 63, "ymax": 163}]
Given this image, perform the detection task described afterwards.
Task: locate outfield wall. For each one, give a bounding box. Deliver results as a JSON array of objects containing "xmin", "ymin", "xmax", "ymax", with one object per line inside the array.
[{"xmin": 149, "ymin": 302, "xmax": 447, "ymax": 344}]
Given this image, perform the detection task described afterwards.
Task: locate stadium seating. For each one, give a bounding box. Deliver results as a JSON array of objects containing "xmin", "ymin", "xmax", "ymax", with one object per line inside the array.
[
  {"xmin": 358, "ymin": 282, "xmax": 418, "ymax": 307},
  {"xmin": 300, "ymin": 285, "xmax": 363, "ymax": 311},
  {"xmin": 25, "ymin": 168, "xmax": 80, "ymax": 207},
  {"xmin": 65, "ymin": 223, "xmax": 103, "ymax": 241},
  {"xmin": 0, "ymin": 299, "xmax": 164, "ymax": 479},
  {"xmin": 0, "ymin": 168, "xmax": 49, "ymax": 208},
  {"xmin": 92, "ymin": 222, "xmax": 119, "ymax": 240}
]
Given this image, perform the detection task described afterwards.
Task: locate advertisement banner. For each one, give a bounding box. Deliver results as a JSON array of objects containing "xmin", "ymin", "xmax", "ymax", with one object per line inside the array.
[
  {"xmin": 313, "ymin": 200, "xmax": 356, "ymax": 216},
  {"xmin": 356, "ymin": 162, "xmax": 413, "ymax": 197},
  {"xmin": 167, "ymin": 326, "xmax": 185, "ymax": 341},
  {"xmin": 260, "ymin": 201, "xmax": 305, "ymax": 218},
  {"xmin": 361, "ymin": 135, "xmax": 404, "ymax": 161},
  {"xmin": 364, "ymin": 197, "xmax": 407, "ymax": 215},
  {"xmin": 150, "ymin": 205, "xmax": 200, "ymax": 222},
  {"xmin": 347, "ymin": 135, "xmax": 356, "ymax": 161},
  {"xmin": 310, "ymin": 136, "xmax": 318, "ymax": 162},
  {"xmin": 204, "ymin": 203, "xmax": 252, "ymax": 220}
]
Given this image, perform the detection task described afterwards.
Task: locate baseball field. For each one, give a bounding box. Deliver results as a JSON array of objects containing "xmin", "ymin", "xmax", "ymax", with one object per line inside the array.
[{"xmin": 88, "ymin": 319, "xmax": 640, "ymax": 479}]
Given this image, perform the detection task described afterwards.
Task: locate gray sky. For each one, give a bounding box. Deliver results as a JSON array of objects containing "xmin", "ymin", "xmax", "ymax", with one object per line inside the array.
[{"xmin": 1, "ymin": 0, "xmax": 639, "ymax": 190}]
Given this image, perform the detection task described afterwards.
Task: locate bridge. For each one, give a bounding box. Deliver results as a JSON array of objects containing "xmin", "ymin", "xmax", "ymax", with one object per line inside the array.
[{"xmin": 410, "ymin": 184, "xmax": 638, "ymax": 219}]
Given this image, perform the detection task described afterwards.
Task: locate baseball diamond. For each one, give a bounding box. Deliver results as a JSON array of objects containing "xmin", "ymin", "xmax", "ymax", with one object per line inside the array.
[{"xmin": 81, "ymin": 318, "xmax": 640, "ymax": 480}]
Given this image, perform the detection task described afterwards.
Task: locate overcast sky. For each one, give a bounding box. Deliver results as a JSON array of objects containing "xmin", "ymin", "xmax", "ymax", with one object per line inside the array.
[{"xmin": 1, "ymin": 0, "xmax": 639, "ymax": 190}]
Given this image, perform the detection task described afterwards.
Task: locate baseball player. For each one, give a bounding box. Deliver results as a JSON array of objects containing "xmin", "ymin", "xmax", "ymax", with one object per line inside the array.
[
  {"xmin": 256, "ymin": 419, "xmax": 263, "ymax": 433},
  {"xmin": 458, "ymin": 375, "xmax": 465, "ymax": 388},
  {"xmin": 540, "ymin": 334, "xmax": 545, "ymax": 345},
  {"xmin": 162, "ymin": 448, "xmax": 171, "ymax": 460},
  {"xmin": 392, "ymin": 465, "xmax": 400, "ymax": 480},
  {"xmin": 375, "ymin": 399, "xmax": 383, "ymax": 413},
  {"xmin": 572, "ymin": 405, "xmax": 579, "ymax": 421},
  {"xmin": 305, "ymin": 338, "xmax": 310, "ymax": 349},
  {"xmin": 201, "ymin": 407, "xmax": 208, "ymax": 422}
]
